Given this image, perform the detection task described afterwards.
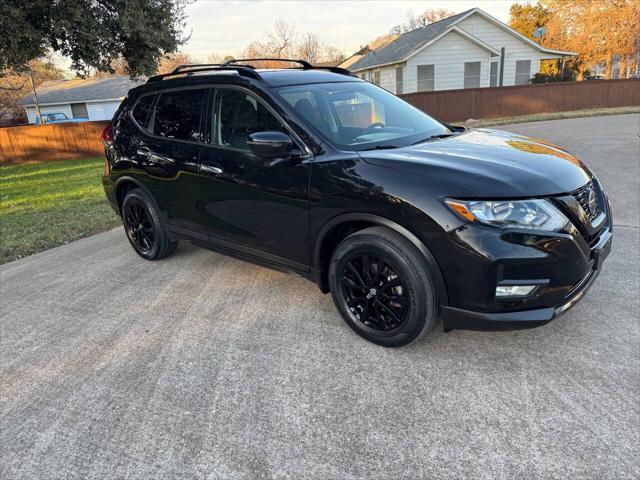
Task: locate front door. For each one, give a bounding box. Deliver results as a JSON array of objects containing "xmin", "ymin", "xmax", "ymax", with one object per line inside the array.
[{"xmin": 198, "ymin": 86, "xmax": 312, "ymax": 269}]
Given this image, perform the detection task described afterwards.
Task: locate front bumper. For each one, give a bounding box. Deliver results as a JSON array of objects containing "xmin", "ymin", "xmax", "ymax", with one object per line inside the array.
[
  {"xmin": 431, "ymin": 197, "xmax": 613, "ymax": 331},
  {"xmin": 440, "ymin": 232, "xmax": 609, "ymax": 330}
]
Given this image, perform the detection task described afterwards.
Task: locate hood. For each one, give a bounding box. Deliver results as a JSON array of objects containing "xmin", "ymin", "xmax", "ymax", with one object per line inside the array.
[{"xmin": 358, "ymin": 129, "xmax": 592, "ymax": 198}]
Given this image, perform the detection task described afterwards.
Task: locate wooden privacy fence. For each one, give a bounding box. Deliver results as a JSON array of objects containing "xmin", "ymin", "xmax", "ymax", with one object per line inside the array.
[
  {"xmin": 399, "ymin": 78, "xmax": 640, "ymax": 122},
  {"xmin": 1, "ymin": 79, "xmax": 638, "ymax": 164},
  {"xmin": 0, "ymin": 121, "xmax": 109, "ymax": 165}
]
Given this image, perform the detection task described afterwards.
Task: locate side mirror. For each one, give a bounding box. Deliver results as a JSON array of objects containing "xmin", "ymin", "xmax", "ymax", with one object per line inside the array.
[{"xmin": 248, "ymin": 131, "xmax": 293, "ymax": 159}]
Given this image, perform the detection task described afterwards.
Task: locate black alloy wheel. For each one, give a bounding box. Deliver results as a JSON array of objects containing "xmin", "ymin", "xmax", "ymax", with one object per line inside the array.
[
  {"xmin": 329, "ymin": 226, "xmax": 438, "ymax": 347},
  {"xmin": 121, "ymin": 188, "xmax": 178, "ymax": 260},
  {"xmin": 124, "ymin": 198, "xmax": 155, "ymax": 254},
  {"xmin": 341, "ymin": 253, "xmax": 408, "ymax": 331}
]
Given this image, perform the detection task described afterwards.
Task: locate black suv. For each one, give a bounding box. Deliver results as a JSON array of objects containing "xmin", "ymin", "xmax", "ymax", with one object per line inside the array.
[{"xmin": 102, "ymin": 59, "xmax": 612, "ymax": 347}]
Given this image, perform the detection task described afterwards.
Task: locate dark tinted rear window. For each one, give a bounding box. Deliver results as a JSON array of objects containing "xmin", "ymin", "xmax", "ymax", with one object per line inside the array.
[
  {"xmin": 131, "ymin": 95, "xmax": 155, "ymax": 130},
  {"xmin": 153, "ymin": 89, "xmax": 206, "ymax": 141}
]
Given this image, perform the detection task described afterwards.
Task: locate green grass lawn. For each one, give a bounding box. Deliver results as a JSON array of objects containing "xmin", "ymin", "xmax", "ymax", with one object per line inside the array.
[{"xmin": 0, "ymin": 158, "xmax": 121, "ymax": 264}]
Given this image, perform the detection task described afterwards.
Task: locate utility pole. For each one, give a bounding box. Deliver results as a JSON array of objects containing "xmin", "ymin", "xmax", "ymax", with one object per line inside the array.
[{"xmin": 28, "ymin": 68, "xmax": 44, "ymax": 125}]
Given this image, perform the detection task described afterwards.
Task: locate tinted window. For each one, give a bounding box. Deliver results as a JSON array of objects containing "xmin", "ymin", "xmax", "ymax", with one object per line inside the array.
[
  {"xmin": 490, "ymin": 61, "xmax": 498, "ymax": 87},
  {"xmin": 417, "ymin": 65, "xmax": 434, "ymax": 92},
  {"xmin": 464, "ymin": 62, "xmax": 481, "ymax": 88},
  {"xmin": 71, "ymin": 103, "xmax": 88, "ymax": 118},
  {"xmin": 515, "ymin": 60, "xmax": 532, "ymax": 85},
  {"xmin": 214, "ymin": 89, "xmax": 286, "ymax": 150},
  {"xmin": 277, "ymin": 82, "xmax": 448, "ymax": 150},
  {"xmin": 153, "ymin": 89, "xmax": 205, "ymax": 141},
  {"xmin": 131, "ymin": 95, "xmax": 155, "ymax": 130},
  {"xmin": 395, "ymin": 67, "xmax": 403, "ymax": 94}
]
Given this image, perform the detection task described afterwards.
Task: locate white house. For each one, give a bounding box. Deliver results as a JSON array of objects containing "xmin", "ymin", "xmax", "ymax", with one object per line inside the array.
[
  {"xmin": 347, "ymin": 8, "xmax": 576, "ymax": 94},
  {"xmin": 18, "ymin": 76, "xmax": 143, "ymax": 124}
]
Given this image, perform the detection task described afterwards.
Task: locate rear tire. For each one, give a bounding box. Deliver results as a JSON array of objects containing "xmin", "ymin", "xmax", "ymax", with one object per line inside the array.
[
  {"xmin": 328, "ymin": 226, "xmax": 438, "ymax": 347},
  {"xmin": 121, "ymin": 188, "xmax": 177, "ymax": 260}
]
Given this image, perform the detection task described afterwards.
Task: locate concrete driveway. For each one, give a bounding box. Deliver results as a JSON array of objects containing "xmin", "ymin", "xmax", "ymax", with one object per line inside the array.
[{"xmin": 1, "ymin": 114, "xmax": 638, "ymax": 479}]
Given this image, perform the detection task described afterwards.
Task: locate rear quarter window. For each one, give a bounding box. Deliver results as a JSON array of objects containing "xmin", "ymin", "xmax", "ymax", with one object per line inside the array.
[{"xmin": 131, "ymin": 94, "xmax": 156, "ymax": 131}]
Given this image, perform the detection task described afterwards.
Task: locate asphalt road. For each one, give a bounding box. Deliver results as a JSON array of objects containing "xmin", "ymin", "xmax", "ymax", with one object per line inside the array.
[{"xmin": 1, "ymin": 114, "xmax": 639, "ymax": 479}]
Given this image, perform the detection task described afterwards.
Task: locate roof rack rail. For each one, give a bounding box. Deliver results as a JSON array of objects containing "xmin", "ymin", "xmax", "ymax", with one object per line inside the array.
[
  {"xmin": 146, "ymin": 58, "xmax": 357, "ymax": 83},
  {"xmin": 222, "ymin": 58, "xmax": 357, "ymax": 77},
  {"xmin": 147, "ymin": 64, "xmax": 261, "ymax": 83}
]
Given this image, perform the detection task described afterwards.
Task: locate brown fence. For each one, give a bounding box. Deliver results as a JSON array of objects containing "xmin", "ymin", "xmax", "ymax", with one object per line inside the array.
[
  {"xmin": 0, "ymin": 121, "xmax": 109, "ymax": 165},
  {"xmin": 1, "ymin": 79, "xmax": 639, "ymax": 165},
  {"xmin": 399, "ymin": 78, "xmax": 640, "ymax": 122}
]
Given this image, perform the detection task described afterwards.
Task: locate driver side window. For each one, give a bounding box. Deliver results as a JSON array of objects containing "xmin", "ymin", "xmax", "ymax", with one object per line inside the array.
[{"xmin": 213, "ymin": 89, "xmax": 287, "ymax": 151}]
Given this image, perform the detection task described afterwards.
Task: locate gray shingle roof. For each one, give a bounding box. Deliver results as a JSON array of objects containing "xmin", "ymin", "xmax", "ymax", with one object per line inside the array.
[
  {"xmin": 18, "ymin": 76, "xmax": 144, "ymax": 106},
  {"xmin": 348, "ymin": 9, "xmax": 474, "ymax": 71}
]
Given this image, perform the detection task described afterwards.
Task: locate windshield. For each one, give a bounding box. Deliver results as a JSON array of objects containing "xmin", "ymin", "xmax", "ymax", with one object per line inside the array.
[{"xmin": 277, "ymin": 81, "xmax": 449, "ymax": 150}]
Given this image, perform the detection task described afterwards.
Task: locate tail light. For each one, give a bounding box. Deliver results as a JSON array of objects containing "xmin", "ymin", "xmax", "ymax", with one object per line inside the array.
[
  {"xmin": 101, "ymin": 123, "xmax": 114, "ymax": 144},
  {"xmin": 102, "ymin": 123, "xmax": 114, "ymax": 175}
]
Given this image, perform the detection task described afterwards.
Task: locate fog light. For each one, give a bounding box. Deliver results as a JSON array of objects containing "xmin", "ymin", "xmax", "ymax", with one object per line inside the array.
[{"xmin": 495, "ymin": 285, "xmax": 537, "ymax": 297}]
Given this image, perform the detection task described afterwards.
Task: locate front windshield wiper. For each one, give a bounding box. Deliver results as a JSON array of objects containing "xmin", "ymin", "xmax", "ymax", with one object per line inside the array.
[
  {"xmin": 411, "ymin": 132, "xmax": 460, "ymax": 145},
  {"xmin": 360, "ymin": 144, "xmax": 400, "ymax": 151}
]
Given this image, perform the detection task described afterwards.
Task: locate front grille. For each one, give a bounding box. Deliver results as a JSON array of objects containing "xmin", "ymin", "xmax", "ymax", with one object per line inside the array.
[{"xmin": 572, "ymin": 180, "xmax": 601, "ymax": 222}]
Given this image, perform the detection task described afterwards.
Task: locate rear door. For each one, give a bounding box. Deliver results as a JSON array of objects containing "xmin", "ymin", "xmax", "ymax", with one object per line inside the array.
[
  {"xmin": 198, "ymin": 86, "xmax": 312, "ymax": 269},
  {"xmin": 131, "ymin": 87, "xmax": 208, "ymax": 240}
]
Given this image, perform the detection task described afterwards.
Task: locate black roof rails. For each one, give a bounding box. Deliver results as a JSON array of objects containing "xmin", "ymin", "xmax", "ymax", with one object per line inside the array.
[
  {"xmin": 147, "ymin": 63, "xmax": 261, "ymax": 83},
  {"xmin": 147, "ymin": 58, "xmax": 357, "ymax": 83},
  {"xmin": 222, "ymin": 58, "xmax": 357, "ymax": 77}
]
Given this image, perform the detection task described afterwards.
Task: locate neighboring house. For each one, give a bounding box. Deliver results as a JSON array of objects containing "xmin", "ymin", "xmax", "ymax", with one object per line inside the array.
[
  {"xmin": 18, "ymin": 76, "xmax": 143, "ymax": 124},
  {"xmin": 347, "ymin": 8, "xmax": 576, "ymax": 94}
]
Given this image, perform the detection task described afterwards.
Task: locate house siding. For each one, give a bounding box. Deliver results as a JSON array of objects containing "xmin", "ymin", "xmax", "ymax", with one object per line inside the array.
[
  {"xmin": 404, "ymin": 30, "xmax": 492, "ymax": 92},
  {"xmin": 457, "ymin": 14, "xmax": 543, "ymax": 86},
  {"xmin": 24, "ymin": 100, "xmax": 123, "ymax": 124},
  {"xmin": 360, "ymin": 31, "xmax": 492, "ymax": 94}
]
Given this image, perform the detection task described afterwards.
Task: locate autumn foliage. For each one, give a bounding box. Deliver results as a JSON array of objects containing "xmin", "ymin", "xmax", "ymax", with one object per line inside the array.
[{"xmin": 510, "ymin": 0, "xmax": 640, "ymax": 79}]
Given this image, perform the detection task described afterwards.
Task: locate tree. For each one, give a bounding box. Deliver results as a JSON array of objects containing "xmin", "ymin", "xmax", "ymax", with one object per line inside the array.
[
  {"xmin": 157, "ymin": 52, "xmax": 194, "ymax": 74},
  {"xmin": 266, "ymin": 18, "xmax": 297, "ymax": 58},
  {"xmin": 508, "ymin": 3, "xmax": 552, "ymax": 40},
  {"xmin": 542, "ymin": 0, "xmax": 640, "ymax": 79},
  {"xmin": 0, "ymin": 59, "xmax": 64, "ymax": 122},
  {"xmin": 297, "ymin": 32, "xmax": 322, "ymax": 63},
  {"xmin": 0, "ymin": 0, "xmax": 190, "ymax": 77},
  {"xmin": 390, "ymin": 8, "xmax": 454, "ymax": 34},
  {"xmin": 239, "ymin": 19, "xmax": 345, "ymax": 67}
]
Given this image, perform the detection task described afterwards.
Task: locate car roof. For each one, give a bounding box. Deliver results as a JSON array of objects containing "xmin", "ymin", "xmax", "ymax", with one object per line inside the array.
[
  {"xmin": 256, "ymin": 69, "xmax": 362, "ymax": 87},
  {"xmin": 130, "ymin": 68, "xmax": 362, "ymax": 96}
]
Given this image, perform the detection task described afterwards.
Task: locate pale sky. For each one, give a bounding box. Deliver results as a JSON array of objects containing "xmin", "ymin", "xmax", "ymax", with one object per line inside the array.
[
  {"xmin": 184, "ymin": 0, "xmax": 527, "ymax": 60},
  {"xmin": 54, "ymin": 0, "xmax": 528, "ymax": 72}
]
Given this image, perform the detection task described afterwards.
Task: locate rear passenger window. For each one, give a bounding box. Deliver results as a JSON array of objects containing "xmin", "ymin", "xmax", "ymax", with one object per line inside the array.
[
  {"xmin": 131, "ymin": 95, "xmax": 155, "ymax": 130},
  {"xmin": 153, "ymin": 89, "xmax": 206, "ymax": 141}
]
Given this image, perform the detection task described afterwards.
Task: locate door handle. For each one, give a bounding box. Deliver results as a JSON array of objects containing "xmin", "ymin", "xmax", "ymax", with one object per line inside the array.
[
  {"xmin": 136, "ymin": 148, "xmax": 152, "ymax": 157},
  {"xmin": 200, "ymin": 164, "xmax": 223, "ymax": 175}
]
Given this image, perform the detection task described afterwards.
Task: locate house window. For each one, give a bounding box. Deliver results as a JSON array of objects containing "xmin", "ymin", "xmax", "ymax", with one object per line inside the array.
[
  {"xmin": 464, "ymin": 62, "xmax": 481, "ymax": 88},
  {"xmin": 490, "ymin": 61, "xmax": 498, "ymax": 87},
  {"xmin": 417, "ymin": 65, "xmax": 435, "ymax": 92},
  {"xmin": 70, "ymin": 103, "xmax": 88, "ymax": 118},
  {"xmin": 395, "ymin": 67, "xmax": 403, "ymax": 94},
  {"xmin": 515, "ymin": 60, "xmax": 532, "ymax": 85},
  {"xmin": 373, "ymin": 70, "xmax": 381, "ymax": 85}
]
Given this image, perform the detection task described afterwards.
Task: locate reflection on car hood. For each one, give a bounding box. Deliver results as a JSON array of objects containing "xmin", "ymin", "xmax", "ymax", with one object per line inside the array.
[{"xmin": 358, "ymin": 128, "xmax": 593, "ymax": 198}]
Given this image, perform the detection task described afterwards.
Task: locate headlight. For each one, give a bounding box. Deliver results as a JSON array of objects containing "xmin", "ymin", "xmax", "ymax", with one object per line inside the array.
[{"xmin": 445, "ymin": 198, "xmax": 569, "ymax": 231}]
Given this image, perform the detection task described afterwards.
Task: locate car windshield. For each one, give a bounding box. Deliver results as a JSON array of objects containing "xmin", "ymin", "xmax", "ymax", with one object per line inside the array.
[{"xmin": 276, "ymin": 81, "xmax": 449, "ymax": 150}]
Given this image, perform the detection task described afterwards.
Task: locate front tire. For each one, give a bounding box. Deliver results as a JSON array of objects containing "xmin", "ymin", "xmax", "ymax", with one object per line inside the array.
[
  {"xmin": 329, "ymin": 227, "xmax": 438, "ymax": 347},
  {"xmin": 121, "ymin": 188, "xmax": 177, "ymax": 260}
]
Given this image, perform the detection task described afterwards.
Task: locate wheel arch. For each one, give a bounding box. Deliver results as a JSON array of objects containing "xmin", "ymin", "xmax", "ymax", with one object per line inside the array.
[
  {"xmin": 114, "ymin": 176, "xmax": 148, "ymax": 213},
  {"xmin": 313, "ymin": 213, "xmax": 449, "ymax": 306}
]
